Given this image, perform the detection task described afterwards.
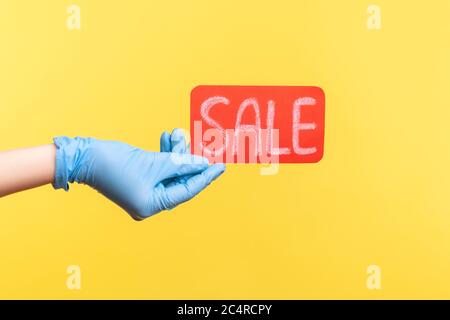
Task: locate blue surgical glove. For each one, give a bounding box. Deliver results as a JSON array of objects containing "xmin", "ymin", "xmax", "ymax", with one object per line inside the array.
[{"xmin": 52, "ymin": 136, "xmax": 225, "ymax": 220}]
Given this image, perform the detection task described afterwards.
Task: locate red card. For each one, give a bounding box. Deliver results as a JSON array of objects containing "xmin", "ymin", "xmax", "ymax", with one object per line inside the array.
[{"xmin": 190, "ymin": 85, "xmax": 325, "ymax": 163}]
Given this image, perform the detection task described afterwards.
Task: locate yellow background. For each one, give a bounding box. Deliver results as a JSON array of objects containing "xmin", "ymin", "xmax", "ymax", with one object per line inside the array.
[{"xmin": 0, "ymin": 0, "xmax": 449, "ymax": 299}]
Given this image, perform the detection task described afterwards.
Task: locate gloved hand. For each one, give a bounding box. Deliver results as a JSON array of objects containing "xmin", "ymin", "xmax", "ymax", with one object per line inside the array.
[{"xmin": 52, "ymin": 135, "xmax": 225, "ymax": 220}]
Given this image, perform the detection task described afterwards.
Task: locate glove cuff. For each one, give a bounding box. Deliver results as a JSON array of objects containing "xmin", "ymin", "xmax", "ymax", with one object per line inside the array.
[{"xmin": 52, "ymin": 136, "xmax": 91, "ymax": 191}]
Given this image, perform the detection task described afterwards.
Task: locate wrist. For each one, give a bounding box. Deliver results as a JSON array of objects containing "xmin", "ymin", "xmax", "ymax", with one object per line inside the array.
[{"xmin": 52, "ymin": 136, "xmax": 93, "ymax": 191}]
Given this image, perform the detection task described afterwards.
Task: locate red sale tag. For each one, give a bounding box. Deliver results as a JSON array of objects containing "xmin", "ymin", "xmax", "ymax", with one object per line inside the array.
[{"xmin": 190, "ymin": 85, "xmax": 325, "ymax": 163}]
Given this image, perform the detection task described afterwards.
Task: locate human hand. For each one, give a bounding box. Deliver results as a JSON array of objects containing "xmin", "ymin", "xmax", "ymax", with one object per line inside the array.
[{"xmin": 53, "ymin": 135, "xmax": 225, "ymax": 220}]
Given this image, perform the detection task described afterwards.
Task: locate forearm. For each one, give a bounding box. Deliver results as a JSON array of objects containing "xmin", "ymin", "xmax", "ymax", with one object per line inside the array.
[{"xmin": 0, "ymin": 144, "xmax": 56, "ymax": 197}]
